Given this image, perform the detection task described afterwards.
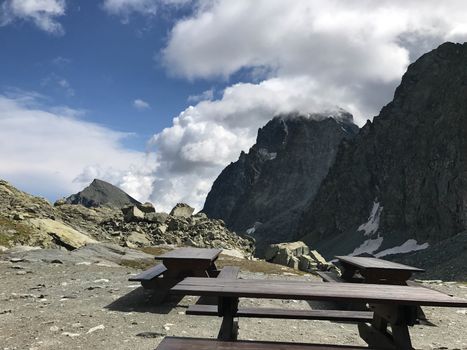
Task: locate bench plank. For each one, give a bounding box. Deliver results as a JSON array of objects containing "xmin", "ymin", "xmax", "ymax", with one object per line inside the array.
[
  {"xmin": 196, "ymin": 266, "xmax": 240, "ymax": 305},
  {"xmin": 155, "ymin": 337, "xmax": 375, "ymax": 350},
  {"xmin": 128, "ymin": 264, "xmax": 167, "ymax": 282},
  {"xmin": 186, "ymin": 304, "xmax": 373, "ymax": 322}
]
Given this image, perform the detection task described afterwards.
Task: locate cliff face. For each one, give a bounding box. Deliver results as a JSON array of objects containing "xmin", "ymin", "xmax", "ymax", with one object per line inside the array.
[
  {"xmin": 297, "ymin": 42, "xmax": 467, "ymax": 259},
  {"xmin": 203, "ymin": 112, "xmax": 359, "ymax": 253}
]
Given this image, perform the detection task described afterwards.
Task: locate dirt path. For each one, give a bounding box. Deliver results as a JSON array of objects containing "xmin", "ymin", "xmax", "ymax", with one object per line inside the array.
[{"xmin": 0, "ymin": 252, "xmax": 466, "ymax": 350}]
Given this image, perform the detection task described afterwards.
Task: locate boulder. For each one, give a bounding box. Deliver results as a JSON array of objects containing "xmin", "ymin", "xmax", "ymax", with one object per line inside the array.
[
  {"xmin": 170, "ymin": 203, "xmax": 194, "ymax": 218},
  {"xmin": 125, "ymin": 231, "xmax": 151, "ymax": 248},
  {"xmin": 145, "ymin": 212, "xmax": 169, "ymax": 224},
  {"xmin": 122, "ymin": 206, "xmax": 145, "ymax": 222},
  {"xmin": 29, "ymin": 218, "xmax": 97, "ymax": 250},
  {"xmin": 138, "ymin": 202, "xmax": 156, "ymax": 214}
]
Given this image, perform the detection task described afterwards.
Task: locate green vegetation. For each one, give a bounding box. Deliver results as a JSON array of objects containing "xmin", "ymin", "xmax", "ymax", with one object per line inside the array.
[{"xmin": 0, "ymin": 215, "xmax": 35, "ymax": 247}]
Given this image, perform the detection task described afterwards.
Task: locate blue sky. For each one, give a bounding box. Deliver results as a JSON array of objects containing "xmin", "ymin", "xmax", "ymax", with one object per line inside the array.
[
  {"xmin": 0, "ymin": 1, "xmax": 216, "ymax": 150},
  {"xmin": 1, "ymin": 0, "xmax": 467, "ymax": 211}
]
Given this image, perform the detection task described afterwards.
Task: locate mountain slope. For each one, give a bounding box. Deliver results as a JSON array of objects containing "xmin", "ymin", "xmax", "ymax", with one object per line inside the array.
[
  {"xmin": 64, "ymin": 179, "xmax": 141, "ymax": 208},
  {"xmin": 297, "ymin": 42, "xmax": 467, "ymax": 260},
  {"xmin": 203, "ymin": 111, "xmax": 359, "ymax": 253}
]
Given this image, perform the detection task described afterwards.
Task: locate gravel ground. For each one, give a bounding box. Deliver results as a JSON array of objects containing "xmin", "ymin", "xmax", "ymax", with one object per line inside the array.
[{"xmin": 0, "ymin": 252, "xmax": 466, "ymax": 350}]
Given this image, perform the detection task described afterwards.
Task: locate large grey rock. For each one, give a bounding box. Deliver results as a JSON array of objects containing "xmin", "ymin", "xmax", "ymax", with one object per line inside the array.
[
  {"xmin": 64, "ymin": 179, "xmax": 141, "ymax": 208},
  {"xmin": 122, "ymin": 206, "xmax": 145, "ymax": 223},
  {"xmin": 170, "ymin": 203, "xmax": 194, "ymax": 218},
  {"xmin": 202, "ymin": 112, "xmax": 358, "ymax": 255},
  {"xmin": 297, "ymin": 42, "xmax": 467, "ymax": 261}
]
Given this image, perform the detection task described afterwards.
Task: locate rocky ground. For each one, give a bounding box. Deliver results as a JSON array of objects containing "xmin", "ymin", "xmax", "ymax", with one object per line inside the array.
[{"xmin": 0, "ymin": 246, "xmax": 466, "ymax": 350}]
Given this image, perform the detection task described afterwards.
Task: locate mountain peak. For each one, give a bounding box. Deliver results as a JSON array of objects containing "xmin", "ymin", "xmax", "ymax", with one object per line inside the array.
[{"xmin": 64, "ymin": 179, "xmax": 141, "ymax": 208}]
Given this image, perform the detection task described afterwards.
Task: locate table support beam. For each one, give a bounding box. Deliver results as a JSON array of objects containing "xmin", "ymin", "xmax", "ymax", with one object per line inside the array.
[{"xmin": 217, "ymin": 297, "xmax": 239, "ymax": 341}]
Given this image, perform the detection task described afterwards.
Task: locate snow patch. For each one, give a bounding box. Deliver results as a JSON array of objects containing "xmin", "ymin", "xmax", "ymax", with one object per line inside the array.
[
  {"xmin": 375, "ymin": 239, "xmax": 429, "ymax": 258},
  {"xmin": 246, "ymin": 226, "xmax": 256, "ymax": 234},
  {"xmin": 258, "ymin": 148, "xmax": 277, "ymax": 160},
  {"xmin": 350, "ymin": 236, "xmax": 384, "ymax": 256},
  {"xmin": 358, "ymin": 201, "xmax": 383, "ymax": 236}
]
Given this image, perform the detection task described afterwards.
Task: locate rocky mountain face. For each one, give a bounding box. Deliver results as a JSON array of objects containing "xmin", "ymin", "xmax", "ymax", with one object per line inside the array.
[
  {"xmin": 0, "ymin": 180, "xmax": 254, "ymax": 256},
  {"xmin": 62, "ymin": 179, "xmax": 141, "ymax": 208},
  {"xmin": 203, "ymin": 112, "xmax": 359, "ymax": 254},
  {"xmin": 297, "ymin": 42, "xmax": 467, "ymax": 267}
]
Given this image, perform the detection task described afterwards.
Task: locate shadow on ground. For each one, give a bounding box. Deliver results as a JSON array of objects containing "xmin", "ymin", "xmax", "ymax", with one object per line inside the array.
[{"xmin": 105, "ymin": 287, "xmax": 185, "ymax": 314}]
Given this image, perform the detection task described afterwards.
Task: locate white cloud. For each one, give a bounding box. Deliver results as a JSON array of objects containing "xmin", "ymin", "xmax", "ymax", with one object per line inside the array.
[
  {"xmin": 144, "ymin": 0, "xmax": 467, "ymax": 211},
  {"xmin": 133, "ymin": 98, "xmax": 151, "ymax": 110},
  {"xmin": 41, "ymin": 74, "xmax": 75, "ymax": 97},
  {"xmin": 187, "ymin": 88, "xmax": 214, "ymax": 103},
  {"xmin": 102, "ymin": 0, "xmax": 191, "ymax": 20},
  {"xmin": 0, "ymin": 0, "xmax": 66, "ymax": 35},
  {"xmin": 0, "ymin": 92, "xmax": 154, "ymax": 203}
]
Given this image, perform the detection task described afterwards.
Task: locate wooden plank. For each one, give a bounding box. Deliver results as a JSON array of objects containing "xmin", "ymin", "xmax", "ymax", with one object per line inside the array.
[
  {"xmin": 196, "ymin": 266, "xmax": 240, "ymax": 305},
  {"xmin": 335, "ymin": 256, "xmax": 424, "ymax": 272},
  {"xmin": 155, "ymin": 247, "xmax": 221, "ymax": 261},
  {"xmin": 128, "ymin": 264, "xmax": 167, "ymax": 281},
  {"xmin": 186, "ymin": 304, "xmax": 374, "ymax": 322},
  {"xmin": 171, "ymin": 278, "xmax": 467, "ymax": 307},
  {"xmin": 155, "ymin": 337, "xmax": 376, "ymax": 350}
]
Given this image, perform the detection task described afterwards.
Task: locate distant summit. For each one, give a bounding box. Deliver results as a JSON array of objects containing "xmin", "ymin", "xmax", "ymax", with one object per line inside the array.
[
  {"xmin": 64, "ymin": 179, "xmax": 141, "ymax": 208},
  {"xmin": 203, "ymin": 111, "xmax": 359, "ymax": 254}
]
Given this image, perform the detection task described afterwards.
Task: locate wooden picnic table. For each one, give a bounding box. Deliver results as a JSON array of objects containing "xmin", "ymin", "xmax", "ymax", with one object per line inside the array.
[
  {"xmin": 171, "ymin": 277, "xmax": 467, "ymax": 349},
  {"xmin": 129, "ymin": 247, "xmax": 221, "ymax": 302},
  {"xmin": 335, "ymin": 256, "xmax": 424, "ymax": 285},
  {"xmin": 155, "ymin": 247, "xmax": 222, "ymax": 279}
]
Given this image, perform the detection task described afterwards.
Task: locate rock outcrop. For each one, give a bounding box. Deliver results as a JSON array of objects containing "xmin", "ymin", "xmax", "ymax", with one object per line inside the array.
[
  {"xmin": 203, "ymin": 112, "xmax": 359, "ymax": 254},
  {"xmin": 61, "ymin": 179, "xmax": 141, "ymax": 208},
  {"xmin": 0, "ymin": 180, "xmax": 254, "ymax": 256},
  {"xmin": 264, "ymin": 241, "xmax": 332, "ymax": 272},
  {"xmin": 297, "ymin": 42, "xmax": 467, "ymax": 261}
]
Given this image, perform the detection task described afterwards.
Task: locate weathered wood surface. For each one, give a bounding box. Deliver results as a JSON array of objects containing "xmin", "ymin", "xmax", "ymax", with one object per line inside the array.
[
  {"xmin": 155, "ymin": 247, "xmax": 222, "ymax": 262},
  {"xmin": 171, "ymin": 278, "xmax": 467, "ymax": 307},
  {"xmin": 196, "ymin": 266, "xmax": 240, "ymax": 305},
  {"xmin": 128, "ymin": 264, "xmax": 167, "ymax": 282},
  {"xmin": 155, "ymin": 337, "xmax": 377, "ymax": 350},
  {"xmin": 335, "ymin": 256, "xmax": 424, "ymax": 272},
  {"xmin": 186, "ymin": 304, "xmax": 374, "ymax": 322}
]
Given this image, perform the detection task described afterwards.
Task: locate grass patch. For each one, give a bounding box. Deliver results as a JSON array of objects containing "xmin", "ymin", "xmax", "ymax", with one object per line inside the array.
[
  {"xmin": 0, "ymin": 215, "xmax": 35, "ymax": 247},
  {"xmin": 119, "ymin": 258, "xmax": 155, "ymax": 270},
  {"xmin": 217, "ymin": 255, "xmax": 309, "ymax": 275}
]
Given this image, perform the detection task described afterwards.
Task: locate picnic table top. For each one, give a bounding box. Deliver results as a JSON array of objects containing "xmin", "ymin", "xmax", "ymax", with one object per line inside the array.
[
  {"xmin": 335, "ymin": 256, "xmax": 425, "ymax": 272},
  {"xmin": 155, "ymin": 247, "xmax": 222, "ymax": 261},
  {"xmin": 171, "ymin": 278, "xmax": 467, "ymax": 307}
]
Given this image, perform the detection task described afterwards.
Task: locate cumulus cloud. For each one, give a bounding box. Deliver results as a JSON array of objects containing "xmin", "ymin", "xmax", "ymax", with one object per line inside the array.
[
  {"xmin": 0, "ymin": 0, "xmax": 66, "ymax": 35},
  {"xmin": 133, "ymin": 98, "xmax": 151, "ymax": 110},
  {"xmin": 144, "ymin": 0, "xmax": 467, "ymax": 211},
  {"xmin": 0, "ymin": 92, "xmax": 154, "ymax": 203}
]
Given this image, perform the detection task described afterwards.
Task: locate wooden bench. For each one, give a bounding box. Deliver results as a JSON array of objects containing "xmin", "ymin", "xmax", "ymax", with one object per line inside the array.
[
  {"xmin": 128, "ymin": 263, "xmax": 167, "ymax": 288},
  {"xmin": 155, "ymin": 337, "xmax": 376, "ymax": 350},
  {"xmin": 186, "ymin": 304, "xmax": 373, "ymax": 323}
]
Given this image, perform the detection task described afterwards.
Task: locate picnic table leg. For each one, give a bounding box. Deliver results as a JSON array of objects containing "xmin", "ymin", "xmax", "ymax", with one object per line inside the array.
[
  {"xmin": 217, "ymin": 296, "xmax": 239, "ymax": 341},
  {"xmin": 339, "ymin": 262, "xmax": 358, "ymax": 281},
  {"xmin": 360, "ymin": 304, "xmax": 416, "ymax": 350}
]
